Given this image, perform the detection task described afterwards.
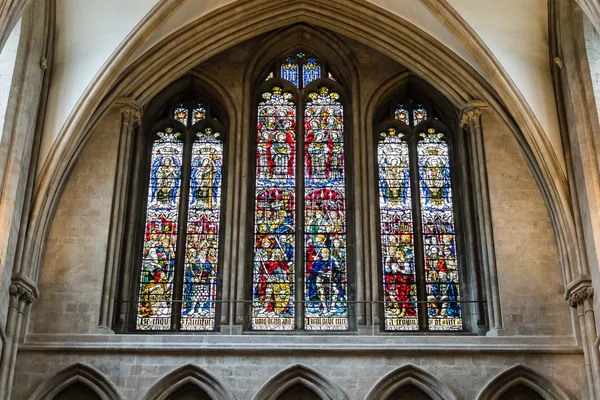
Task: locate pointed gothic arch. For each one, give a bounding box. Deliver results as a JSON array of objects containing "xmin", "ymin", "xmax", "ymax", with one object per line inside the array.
[
  {"xmin": 365, "ymin": 364, "xmax": 457, "ymax": 400},
  {"xmin": 477, "ymin": 365, "xmax": 573, "ymax": 400},
  {"xmin": 142, "ymin": 364, "xmax": 234, "ymax": 400},
  {"xmin": 253, "ymin": 364, "xmax": 346, "ymax": 400},
  {"xmin": 26, "ymin": 363, "xmax": 121, "ymax": 400}
]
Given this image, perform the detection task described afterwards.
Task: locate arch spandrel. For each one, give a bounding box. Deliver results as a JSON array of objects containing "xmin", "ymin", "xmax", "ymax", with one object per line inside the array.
[
  {"xmin": 24, "ymin": 1, "xmax": 579, "ymax": 339},
  {"xmin": 477, "ymin": 364, "xmax": 573, "ymax": 400},
  {"xmin": 142, "ymin": 364, "xmax": 235, "ymax": 400},
  {"xmin": 253, "ymin": 364, "xmax": 347, "ymax": 400},
  {"xmin": 26, "ymin": 363, "xmax": 121, "ymax": 400},
  {"xmin": 365, "ymin": 364, "xmax": 457, "ymax": 400}
]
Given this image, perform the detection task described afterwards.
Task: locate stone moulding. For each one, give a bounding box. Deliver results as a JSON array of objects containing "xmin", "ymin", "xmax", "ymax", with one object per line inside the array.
[
  {"xmin": 365, "ymin": 364, "xmax": 458, "ymax": 400},
  {"xmin": 25, "ymin": 362, "xmax": 122, "ymax": 400},
  {"xmin": 142, "ymin": 364, "xmax": 235, "ymax": 400},
  {"xmin": 476, "ymin": 364, "xmax": 573, "ymax": 400},
  {"xmin": 252, "ymin": 364, "xmax": 347, "ymax": 400},
  {"xmin": 20, "ymin": 1, "xmax": 581, "ymax": 340}
]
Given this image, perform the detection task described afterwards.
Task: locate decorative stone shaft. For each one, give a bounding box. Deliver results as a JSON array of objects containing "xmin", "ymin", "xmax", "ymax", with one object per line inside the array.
[
  {"xmin": 460, "ymin": 101, "xmax": 503, "ymax": 333},
  {"xmin": 98, "ymin": 98, "xmax": 142, "ymax": 331}
]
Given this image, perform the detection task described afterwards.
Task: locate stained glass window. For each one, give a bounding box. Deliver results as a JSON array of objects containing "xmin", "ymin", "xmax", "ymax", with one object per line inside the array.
[
  {"xmin": 253, "ymin": 59, "xmax": 345, "ymax": 330},
  {"xmin": 137, "ymin": 127, "xmax": 183, "ymax": 330},
  {"xmin": 413, "ymin": 105, "xmax": 427, "ymax": 126},
  {"xmin": 281, "ymin": 57, "xmax": 299, "ymax": 87},
  {"xmin": 136, "ymin": 97, "xmax": 225, "ymax": 332},
  {"xmin": 394, "ymin": 106, "xmax": 410, "ymax": 126},
  {"xmin": 418, "ymin": 128, "xmax": 461, "ymax": 330},
  {"xmin": 377, "ymin": 101, "xmax": 463, "ymax": 332},
  {"xmin": 191, "ymin": 105, "xmax": 206, "ymax": 125},
  {"xmin": 378, "ymin": 128, "xmax": 418, "ymax": 330},
  {"xmin": 277, "ymin": 53, "xmax": 322, "ymax": 88},
  {"xmin": 303, "ymin": 57, "xmax": 321, "ymax": 87},
  {"xmin": 252, "ymin": 86, "xmax": 297, "ymax": 330},
  {"xmin": 181, "ymin": 127, "xmax": 223, "ymax": 330},
  {"xmin": 174, "ymin": 105, "xmax": 188, "ymax": 126},
  {"xmin": 304, "ymin": 87, "xmax": 348, "ymax": 330}
]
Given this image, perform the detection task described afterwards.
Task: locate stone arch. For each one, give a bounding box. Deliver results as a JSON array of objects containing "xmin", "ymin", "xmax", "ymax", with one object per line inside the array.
[
  {"xmin": 252, "ymin": 364, "xmax": 346, "ymax": 400},
  {"xmin": 26, "ymin": 362, "xmax": 121, "ymax": 400},
  {"xmin": 142, "ymin": 364, "xmax": 235, "ymax": 400},
  {"xmin": 22, "ymin": 0, "xmax": 580, "ymax": 324},
  {"xmin": 477, "ymin": 364, "xmax": 573, "ymax": 400},
  {"xmin": 365, "ymin": 364, "xmax": 457, "ymax": 400}
]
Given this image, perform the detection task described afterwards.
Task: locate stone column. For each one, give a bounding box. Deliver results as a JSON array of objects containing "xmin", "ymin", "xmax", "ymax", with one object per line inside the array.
[
  {"xmin": 568, "ymin": 280, "xmax": 599, "ymax": 399},
  {"xmin": 460, "ymin": 101, "xmax": 503, "ymax": 333},
  {"xmin": 98, "ymin": 98, "xmax": 142, "ymax": 331},
  {"xmin": 0, "ymin": 273, "xmax": 37, "ymax": 400}
]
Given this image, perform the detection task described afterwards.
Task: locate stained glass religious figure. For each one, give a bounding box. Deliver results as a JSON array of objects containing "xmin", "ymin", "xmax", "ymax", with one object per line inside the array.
[
  {"xmin": 418, "ymin": 128, "xmax": 461, "ymax": 330},
  {"xmin": 377, "ymin": 128, "xmax": 418, "ymax": 330},
  {"xmin": 304, "ymin": 87, "xmax": 348, "ymax": 330},
  {"xmin": 181, "ymin": 127, "xmax": 223, "ymax": 330},
  {"xmin": 137, "ymin": 127, "xmax": 183, "ymax": 330},
  {"xmin": 252, "ymin": 87, "xmax": 297, "ymax": 330}
]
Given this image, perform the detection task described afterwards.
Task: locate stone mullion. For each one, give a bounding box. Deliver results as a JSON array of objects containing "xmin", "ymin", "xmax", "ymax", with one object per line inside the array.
[
  {"xmin": 0, "ymin": 274, "xmax": 36, "ymax": 400},
  {"xmin": 460, "ymin": 102, "xmax": 503, "ymax": 332},
  {"xmin": 98, "ymin": 99, "xmax": 142, "ymax": 331}
]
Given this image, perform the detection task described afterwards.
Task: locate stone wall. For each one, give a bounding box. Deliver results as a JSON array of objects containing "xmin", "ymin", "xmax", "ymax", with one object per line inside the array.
[{"xmin": 17, "ymin": 29, "xmax": 583, "ymax": 399}]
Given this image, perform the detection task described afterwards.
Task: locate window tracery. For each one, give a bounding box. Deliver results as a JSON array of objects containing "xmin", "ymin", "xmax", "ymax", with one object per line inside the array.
[
  {"xmin": 377, "ymin": 99, "xmax": 462, "ymax": 331},
  {"xmin": 252, "ymin": 53, "xmax": 349, "ymax": 331},
  {"xmin": 136, "ymin": 97, "xmax": 225, "ymax": 331}
]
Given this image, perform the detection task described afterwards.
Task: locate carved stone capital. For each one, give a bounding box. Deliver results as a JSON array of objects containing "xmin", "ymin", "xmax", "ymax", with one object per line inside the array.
[
  {"xmin": 9, "ymin": 273, "xmax": 39, "ymax": 305},
  {"xmin": 114, "ymin": 97, "xmax": 143, "ymax": 126},
  {"xmin": 460, "ymin": 100, "xmax": 489, "ymax": 128},
  {"xmin": 569, "ymin": 286, "xmax": 594, "ymax": 307}
]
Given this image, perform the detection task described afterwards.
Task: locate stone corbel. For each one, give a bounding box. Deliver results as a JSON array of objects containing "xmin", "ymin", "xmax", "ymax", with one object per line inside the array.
[
  {"xmin": 0, "ymin": 273, "xmax": 38, "ymax": 399},
  {"xmin": 98, "ymin": 97, "xmax": 143, "ymax": 331},
  {"xmin": 459, "ymin": 101, "xmax": 503, "ymax": 334},
  {"xmin": 9, "ymin": 272, "xmax": 39, "ymax": 306},
  {"xmin": 567, "ymin": 275, "xmax": 593, "ymax": 306},
  {"xmin": 460, "ymin": 100, "xmax": 488, "ymax": 129}
]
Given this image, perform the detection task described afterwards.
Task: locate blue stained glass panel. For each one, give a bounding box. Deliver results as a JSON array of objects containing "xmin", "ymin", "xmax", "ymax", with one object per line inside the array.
[
  {"xmin": 418, "ymin": 128, "xmax": 462, "ymax": 331},
  {"xmin": 303, "ymin": 57, "xmax": 321, "ymax": 88},
  {"xmin": 180, "ymin": 127, "xmax": 223, "ymax": 331},
  {"xmin": 281, "ymin": 57, "xmax": 299, "ymax": 87},
  {"xmin": 137, "ymin": 128, "xmax": 183, "ymax": 330}
]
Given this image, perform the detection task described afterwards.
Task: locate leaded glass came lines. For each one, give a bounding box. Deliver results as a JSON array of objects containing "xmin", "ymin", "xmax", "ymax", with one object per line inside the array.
[
  {"xmin": 303, "ymin": 57, "xmax": 321, "ymax": 88},
  {"xmin": 378, "ymin": 128, "xmax": 418, "ymax": 331},
  {"xmin": 304, "ymin": 87, "xmax": 348, "ymax": 330},
  {"xmin": 281, "ymin": 57, "xmax": 299, "ymax": 87},
  {"xmin": 418, "ymin": 128, "xmax": 461, "ymax": 330},
  {"xmin": 252, "ymin": 87, "xmax": 297, "ymax": 330},
  {"xmin": 137, "ymin": 128, "xmax": 183, "ymax": 330},
  {"xmin": 181, "ymin": 128, "xmax": 223, "ymax": 331}
]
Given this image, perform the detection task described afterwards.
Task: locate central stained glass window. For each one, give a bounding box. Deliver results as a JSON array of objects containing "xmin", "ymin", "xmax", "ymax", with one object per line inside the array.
[
  {"xmin": 252, "ymin": 54, "xmax": 348, "ymax": 330},
  {"xmin": 136, "ymin": 97, "xmax": 225, "ymax": 331},
  {"xmin": 377, "ymin": 100, "xmax": 462, "ymax": 331}
]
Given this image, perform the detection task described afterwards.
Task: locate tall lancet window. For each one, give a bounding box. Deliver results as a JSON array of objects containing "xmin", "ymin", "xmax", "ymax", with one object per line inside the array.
[
  {"xmin": 252, "ymin": 53, "xmax": 349, "ymax": 331},
  {"xmin": 377, "ymin": 98, "xmax": 462, "ymax": 331},
  {"xmin": 136, "ymin": 96, "xmax": 226, "ymax": 332}
]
